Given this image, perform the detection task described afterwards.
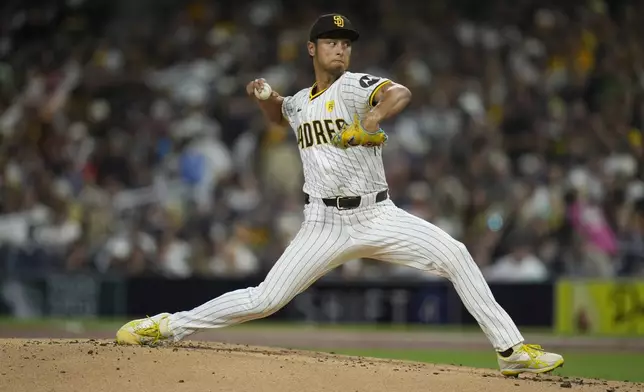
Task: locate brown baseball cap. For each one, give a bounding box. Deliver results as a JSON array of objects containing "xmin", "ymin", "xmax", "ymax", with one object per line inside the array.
[{"xmin": 308, "ymin": 14, "xmax": 360, "ymax": 42}]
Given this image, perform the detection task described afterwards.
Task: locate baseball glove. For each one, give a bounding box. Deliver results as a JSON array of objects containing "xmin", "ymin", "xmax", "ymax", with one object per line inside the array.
[{"xmin": 332, "ymin": 114, "xmax": 388, "ymax": 149}]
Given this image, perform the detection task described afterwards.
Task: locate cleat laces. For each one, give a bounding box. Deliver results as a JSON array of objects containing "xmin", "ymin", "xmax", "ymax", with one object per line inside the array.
[{"xmin": 135, "ymin": 315, "xmax": 163, "ymax": 344}]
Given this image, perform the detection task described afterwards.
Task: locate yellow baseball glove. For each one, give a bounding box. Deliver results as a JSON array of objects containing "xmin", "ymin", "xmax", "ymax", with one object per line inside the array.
[{"xmin": 332, "ymin": 114, "xmax": 388, "ymax": 149}]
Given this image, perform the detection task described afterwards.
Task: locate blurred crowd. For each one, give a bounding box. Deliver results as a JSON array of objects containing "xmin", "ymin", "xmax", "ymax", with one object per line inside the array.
[{"xmin": 1, "ymin": 0, "xmax": 644, "ymax": 282}]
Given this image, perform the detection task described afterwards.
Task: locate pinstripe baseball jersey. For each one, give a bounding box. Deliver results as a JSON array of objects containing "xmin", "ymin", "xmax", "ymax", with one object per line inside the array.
[
  {"xmin": 281, "ymin": 71, "xmax": 391, "ymax": 198},
  {"xmin": 136, "ymin": 72, "xmax": 532, "ymax": 359}
]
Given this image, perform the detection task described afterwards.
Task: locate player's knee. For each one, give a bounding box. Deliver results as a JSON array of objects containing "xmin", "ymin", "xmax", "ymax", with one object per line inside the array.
[
  {"xmin": 255, "ymin": 292, "xmax": 283, "ymax": 316},
  {"xmin": 248, "ymin": 285, "xmax": 285, "ymax": 317},
  {"xmin": 452, "ymin": 240, "xmax": 469, "ymax": 255},
  {"xmin": 432, "ymin": 240, "xmax": 473, "ymax": 276},
  {"xmin": 448, "ymin": 240, "xmax": 472, "ymax": 260},
  {"xmin": 435, "ymin": 239, "xmax": 470, "ymax": 264}
]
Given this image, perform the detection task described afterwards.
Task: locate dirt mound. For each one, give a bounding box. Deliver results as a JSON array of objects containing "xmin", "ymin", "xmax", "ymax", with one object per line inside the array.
[{"xmin": 0, "ymin": 339, "xmax": 637, "ymax": 392}]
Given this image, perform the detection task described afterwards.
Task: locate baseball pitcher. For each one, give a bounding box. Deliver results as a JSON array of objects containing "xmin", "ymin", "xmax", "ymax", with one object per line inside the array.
[{"xmin": 116, "ymin": 13, "xmax": 564, "ymax": 377}]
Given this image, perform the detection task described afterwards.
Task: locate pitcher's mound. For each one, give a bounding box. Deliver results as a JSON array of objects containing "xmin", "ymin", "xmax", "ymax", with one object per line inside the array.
[{"xmin": 0, "ymin": 339, "xmax": 632, "ymax": 392}]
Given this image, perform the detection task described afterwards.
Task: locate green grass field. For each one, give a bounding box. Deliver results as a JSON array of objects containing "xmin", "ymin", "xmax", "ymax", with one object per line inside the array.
[{"xmin": 1, "ymin": 317, "xmax": 643, "ymax": 382}]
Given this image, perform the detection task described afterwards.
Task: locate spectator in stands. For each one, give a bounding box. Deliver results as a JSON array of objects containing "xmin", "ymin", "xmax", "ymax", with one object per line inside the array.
[
  {"xmin": 484, "ymin": 231, "xmax": 549, "ymax": 283},
  {"xmin": 95, "ymin": 221, "xmax": 156, "ymax": 276},
  {"xmin": 33, "ymin": 199, "xmax": 81, "ymax": 260},
  {"xmin": 156, "ymin": 227, "xmax": 193, "ymax": 278},
  {"xmin": 208, "ymin": 221, "xmax": 259, "ymax": 277},
  {"xmin": 566, "ymin": 183, "xmax": 618, "ymax": 277},
  {"xmin": 617, "ymin": 198, "xmax": 644, "ymax": 276}
]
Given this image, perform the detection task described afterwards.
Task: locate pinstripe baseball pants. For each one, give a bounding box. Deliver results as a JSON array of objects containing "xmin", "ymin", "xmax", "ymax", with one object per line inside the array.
[{"xmin": 168, "ymin": 192, "xmax": 524, "ymax": 351}]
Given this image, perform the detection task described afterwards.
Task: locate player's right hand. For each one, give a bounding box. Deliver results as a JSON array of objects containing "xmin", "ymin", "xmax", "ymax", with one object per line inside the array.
[{"xmin": 246, "ymin": 78, "xmax": 267, "ymax": 98}]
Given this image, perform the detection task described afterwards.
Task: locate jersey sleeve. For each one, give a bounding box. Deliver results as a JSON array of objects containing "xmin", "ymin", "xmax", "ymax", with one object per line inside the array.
[
  {"xmin": 281, "ymin": 95, "xmax": 294, "ymax": 121},
  {"xmin": 341, "ymin": 73, "xmax": 392, "ymax": 111}
]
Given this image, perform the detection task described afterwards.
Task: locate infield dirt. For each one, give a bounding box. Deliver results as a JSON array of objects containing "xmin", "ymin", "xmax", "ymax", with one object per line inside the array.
[{"xmin": 0, "ymin": 339, "xmax": 641, "ymax": 392}]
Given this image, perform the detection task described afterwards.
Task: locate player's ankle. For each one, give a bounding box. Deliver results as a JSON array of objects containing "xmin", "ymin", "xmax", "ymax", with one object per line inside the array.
[
  {"xmin": 158, "ymin": 314, "xmax": 173, "ymax": 338},
  {"xmin": 498, "ymin": 343, "xmax": 523, "ymax": 357}
]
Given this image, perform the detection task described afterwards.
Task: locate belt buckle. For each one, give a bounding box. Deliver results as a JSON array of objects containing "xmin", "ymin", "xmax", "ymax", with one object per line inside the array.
[{"xmin": 336, "ymin": 196, "xmax": 360, "ymax": 210}]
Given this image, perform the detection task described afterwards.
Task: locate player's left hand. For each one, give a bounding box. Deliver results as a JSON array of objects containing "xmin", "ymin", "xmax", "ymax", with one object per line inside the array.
[{"xmin": 332, "ymin": 114, "xmax": 388, "ymax": 149}]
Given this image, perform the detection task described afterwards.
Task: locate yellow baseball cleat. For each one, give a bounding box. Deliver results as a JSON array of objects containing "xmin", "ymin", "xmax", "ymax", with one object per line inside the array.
[
  {"xmin": 115, "ymin": 313, "xmax": 172, "ymax": 346},
  {"xmin": 498, "ymin": 344, "xmax": 564, "ymax": 377}
]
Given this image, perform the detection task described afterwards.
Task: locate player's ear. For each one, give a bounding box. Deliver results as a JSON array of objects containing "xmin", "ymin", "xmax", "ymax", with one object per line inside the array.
[{"xmin": 307, "ymin": 41, "xmax": 316, "ymax": 57}]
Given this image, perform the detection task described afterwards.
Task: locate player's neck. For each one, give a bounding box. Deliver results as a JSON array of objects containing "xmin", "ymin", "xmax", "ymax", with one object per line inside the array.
[{"xmin": 314, "ymin": 71, "xmax": 341, "ymax": 92}]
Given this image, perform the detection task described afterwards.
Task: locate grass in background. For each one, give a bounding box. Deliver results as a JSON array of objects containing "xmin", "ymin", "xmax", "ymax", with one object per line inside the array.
[
  {"xmin": 323, "ymin": 348, "xmax": 644, "ymax": 382},
  {"xmin": 2, "ymin": 317, "xmax": 644, "ymax": 338}
]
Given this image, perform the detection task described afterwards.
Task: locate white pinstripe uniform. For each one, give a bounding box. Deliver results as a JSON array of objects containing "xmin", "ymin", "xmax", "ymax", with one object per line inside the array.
[{"xmin": 167, "ymin": 72, "xmax": 525, "ymax": 351}]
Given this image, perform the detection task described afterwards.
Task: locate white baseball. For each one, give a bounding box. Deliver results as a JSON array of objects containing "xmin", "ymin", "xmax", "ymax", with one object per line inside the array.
[{"xmin": 254, "ymin": 82, "xmax": 272, "ymax": 100}]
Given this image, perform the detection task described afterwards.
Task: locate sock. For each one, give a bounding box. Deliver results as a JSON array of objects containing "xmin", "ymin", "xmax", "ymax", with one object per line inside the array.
[
  {"xmin": 158, "ymin": 314, "xmax": 172, "ymax": 337},
  {"xmin": 498, "ymin": 343, "xmax": 523, "ymax": 358}
]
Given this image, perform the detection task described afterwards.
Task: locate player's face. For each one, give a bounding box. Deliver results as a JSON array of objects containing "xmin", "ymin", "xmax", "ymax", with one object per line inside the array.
[{"xmin": 311, "ymin": 38, "xmax": 352, "ymax": 76}]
